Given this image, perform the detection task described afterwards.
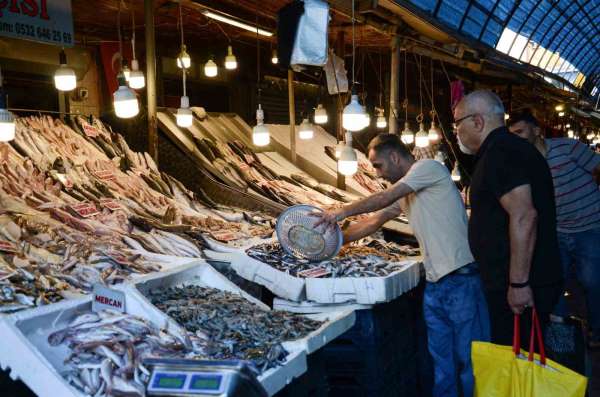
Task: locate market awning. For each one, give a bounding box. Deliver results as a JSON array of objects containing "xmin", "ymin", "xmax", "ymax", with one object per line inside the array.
[{"xmin": 394, "ymin": 0, "xmax": 600, "ymax": 101}]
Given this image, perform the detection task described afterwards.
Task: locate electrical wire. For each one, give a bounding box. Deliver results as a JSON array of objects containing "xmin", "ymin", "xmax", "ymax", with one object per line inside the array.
[
  {"xmin": 351, "ymin": 0, "xmax": 355, "ymax": 87},
  {"xmin": 404, "ymin": 49, "xmax": 408, "ymax": 121},
  {"xmin": 117, "ymin": 0, "xmax": 123, "ymax": 65},
  {"xmin": 131, "ymin": 2, "xmax": 136, "ymax": 61},
  {"xmin": 255, "ymin": 0, "xmax": 261, "ymax": 104},
  {"xmin": 178, "ymin": 1, "xmax": 184, "ymax": 49}
]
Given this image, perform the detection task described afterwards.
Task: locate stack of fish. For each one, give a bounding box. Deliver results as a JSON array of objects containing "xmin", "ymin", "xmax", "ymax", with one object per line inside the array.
[
  {"xmin": 48, "ymin": 310, "xmax": 190, "ymax": 397},
  {"xmin": 246, "ymin": 240, "xmax": 419, "ymax": 278},
  {"xmin": 0, "ymin": 115, "xmax": 275, "ymax": 312},
  {"xmin": 148, "ymin": 285, "xmax": 322, "ymax": 373}
]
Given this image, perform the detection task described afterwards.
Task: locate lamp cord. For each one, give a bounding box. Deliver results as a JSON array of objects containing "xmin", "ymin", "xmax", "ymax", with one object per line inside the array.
[
  {"xmin": 256, "ymin": 0, "xmax": 261, "ymax": 104},
  {"xmin": 117, "ymin": 0, "xmax": 123, "ymax": 67},
  {"xmin": 404, "ymin": 49, "xmax": 408, "ymax": 121},
  {"xmin": 351, "ymin": 0, "xmax": 355, "ymax": 88},
  {"xmin": 131, "ymin": 2, "xmax": 136, "ymax": 61},
  {"xmin": 179, "ymin": 1, "xmax": 184, "ymax": 48}
]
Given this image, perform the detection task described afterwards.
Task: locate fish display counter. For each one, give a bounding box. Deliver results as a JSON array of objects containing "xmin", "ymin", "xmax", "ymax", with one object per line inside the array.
[
  {"xmin": 0, "ymin": 115, "xmax": 278, "ymax": 315},
  {"xmin": 0, "ymin": 261, "xmax": 358, "ymax": 397},
  {"xmin": 204, "ymin": 238, "xmax": 423, "ymax": 304}
]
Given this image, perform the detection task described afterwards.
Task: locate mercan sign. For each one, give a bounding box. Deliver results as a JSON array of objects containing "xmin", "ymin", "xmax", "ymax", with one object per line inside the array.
[{"xmin": 0, "ymin": 0, "xmax": 74, "ymax": 47}]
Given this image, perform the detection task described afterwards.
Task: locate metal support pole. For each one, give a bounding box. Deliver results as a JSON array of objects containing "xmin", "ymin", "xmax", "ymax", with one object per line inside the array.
[
  {"xmin": 288, "ymin": 69, "xmax": 297, "ymax": 164},
  {"xmin": 335, "ymin": 30, "xmax": 346, "ymax": 190},
  {"xmin": 145, "ymin": 0, "xmax": 158, "ymax": 164},
  {"xmin": 389, "ymin": 36, "xmax": 400, "ymax": 134}
]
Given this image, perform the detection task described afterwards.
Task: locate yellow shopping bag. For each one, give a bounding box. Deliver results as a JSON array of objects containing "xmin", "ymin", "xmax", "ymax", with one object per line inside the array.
[{"xmin": 472, "ymin": 309, "xmax": 587, "ymax": 397}]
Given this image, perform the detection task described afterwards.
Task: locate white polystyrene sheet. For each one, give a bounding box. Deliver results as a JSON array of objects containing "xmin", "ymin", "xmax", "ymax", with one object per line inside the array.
[{"xmin": 273, "ymin": 298, "xmax": 372, "ymax": 314}]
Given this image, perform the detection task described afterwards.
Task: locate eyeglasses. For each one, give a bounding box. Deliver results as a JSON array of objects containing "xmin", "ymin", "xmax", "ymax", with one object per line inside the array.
[{"xmin": 454, "ymin": 113, "xmax": 477, "ymax": 128}]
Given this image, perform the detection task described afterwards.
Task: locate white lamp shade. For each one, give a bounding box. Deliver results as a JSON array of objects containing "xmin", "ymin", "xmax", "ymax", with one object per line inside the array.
[
  {"xmin": 272, "ymin": 50, "xmax": 278, "ymax": 64},
  {"xmin": 376, "ymin": 115, "xmax": 387, "ymax": 129},
  {"xmin": 401, "ymin": 122, "xmax": 414, "ymax": 144},
  {"xmin": 176, "ymin": 96, "xmax": 193, "ymax": 127},
  {"xmin": 451, "ymin": 164, "xmax": 461, "ymax": 181},
  {"xmin": 225, "ymin": 46, "xmax": 237, "ymax": 70},
  {"xmin": 299, "ymin": 119, "xmax": 314, "ymax": 140},
  {"xmin": 177, "ymin": 45, "xmax": 191, "ymax": 69},
  {"xmin": 128, "ymin": 70, "xmax": 145, "ymax": 89},
  {"xmin": 566, "ymin": 123, "xmax": 571, "ymax": 128},
  {"xmin": 54, "ymin": 65, "xmax": 76, "ymax": 91},
  {"xmin": 0, "ymin": 109, "xmax": 15, "ymax": 142},
  {"xmin": 204, "ymin": 59, "xmax": 218, "ymax": 77},
  {"xmin": 343, "ymin": 95, "xmax": 367, "ymax": 131},
  {"xmin": 428, "ymin": 121, "xmax": 441, "ymax": 141},
  {"xmin": 113, "ymin": 85, "xmax": 139, "ymax": 118},
  {"xmin": 338, "ymin": 145, "xmax": 358, "ymax": 176},
  {"xmin": 253, "ymin": 123, "xmax": 270, "ymax": 146},
  {"xmin": 567, "ymin": 129, "xmax": 574, "ymax": 138},
  {"xmin": 415, "ymin": 123, "xmax": 429, "ymax": 147},
  {"xmin": 314, "ymin": 104, "xmax": 328, "ymax": 124}
]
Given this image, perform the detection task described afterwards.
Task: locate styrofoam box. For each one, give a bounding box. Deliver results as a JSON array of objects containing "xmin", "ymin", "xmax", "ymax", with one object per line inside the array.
[
  {"xmin": 0, "ymin": 270, "xmax": 306, "ymax": 397},
  {"xmin": 121, "ymin": 261, "xmax": 355, "ymax": 356},
  {"xmin": 203, "ymin": 249, "xmax": 306, "ymax": 302},
  {"xmin": 305, "ymin": 260, "xmax": 422, "ymax": 304},
  {"xmin": 273, "ymin": 298, "xmax": 373, "ymax": 314}
]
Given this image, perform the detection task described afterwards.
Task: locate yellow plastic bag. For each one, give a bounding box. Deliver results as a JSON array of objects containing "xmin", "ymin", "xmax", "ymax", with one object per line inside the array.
[{"xmin": 472, "ymin": 310, "xmax": 587, "ymax": 397}]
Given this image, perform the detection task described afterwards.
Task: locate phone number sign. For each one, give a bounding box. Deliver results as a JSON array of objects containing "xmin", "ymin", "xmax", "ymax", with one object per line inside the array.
[{"xmin": 0, "ymin": 0, "xmax": 74, "ymax": 47}]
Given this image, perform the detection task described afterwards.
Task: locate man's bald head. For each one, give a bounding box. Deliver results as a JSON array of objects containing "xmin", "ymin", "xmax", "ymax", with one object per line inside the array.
[{"xmin": 453, "ymin": 90, "xmax": 506, "ymax": 153}]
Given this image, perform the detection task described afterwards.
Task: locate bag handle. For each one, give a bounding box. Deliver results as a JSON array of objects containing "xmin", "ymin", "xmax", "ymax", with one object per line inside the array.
[{"xmin": 512, "ymin": 308, "xmax": 546, "ymax": 365}]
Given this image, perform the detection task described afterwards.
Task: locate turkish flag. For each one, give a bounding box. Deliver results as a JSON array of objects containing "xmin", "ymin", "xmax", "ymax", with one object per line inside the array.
[{"xmin": 99, "ymin": 42, "xmax": 133, "ymax": 95}]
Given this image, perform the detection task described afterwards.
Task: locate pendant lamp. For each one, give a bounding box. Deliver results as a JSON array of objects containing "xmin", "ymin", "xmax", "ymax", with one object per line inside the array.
[
  {"xmin": 128, "ymin": 10, "xmax": 145, "ymax": 89},
  {"xmin": 376, "ymin": 108, "xmax": 387, "ymax": 129},
  {"xmin": 113, "ymin": 73, "xmax": 139, "ymax": 118},
  {"xmin": 299, "ymin": 118, "xmax": 314, "ymax": 140},
  {"xmin": 176, "ymin": 96, "xmax": 193, "ymax": 127},
  {"xmin": 401, "ymin": 122, "xmax": 415, "ymax": 144},
  {"xmin": 253, "ymin": 104, "xmax": 269, "ymax": 146},
  {"xmin": 225, "ymin": 46, "xmax": 237, "ymax": 70},
  {"xmin": 54, "ymin": 50, "xmax": 76, "ymax": 91},
  {"xmin": 428, "ymin": 119, "xmax": 441, "ymax": 142},
  {"xmin": 271, "ymin": 50, "xmax": 278, "ymax": 64},
  {"xmin": 338, "ymin": 132, "xmax": 358, "ymax": 176},
  {"xmin": 415, "ymin": 122, "xmax": 429, "ymax": 147},
  {"xmin": 314, "ymin": 104, "xmax": 328, "ymax": 124},
  {"xmin": 342, "ymin": 0, "xmax": 366, "ymax": 132},
  {"xmin": 451, "ymin": 163, "xmax": 461, "ymax": 182}
]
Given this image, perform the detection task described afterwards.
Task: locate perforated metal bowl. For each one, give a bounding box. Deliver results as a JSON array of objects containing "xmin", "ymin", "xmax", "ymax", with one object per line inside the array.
[{"xmin": 276, "ymin": 204, "xmax": 343, "ymax": 262}]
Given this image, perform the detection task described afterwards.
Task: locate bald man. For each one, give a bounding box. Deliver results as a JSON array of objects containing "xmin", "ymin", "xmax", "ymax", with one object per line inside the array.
[{"xmin": 454, "ymin": 90, "xmax": 563, "ymax": 347}]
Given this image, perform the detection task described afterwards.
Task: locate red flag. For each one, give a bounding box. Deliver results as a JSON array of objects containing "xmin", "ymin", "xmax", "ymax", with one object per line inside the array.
[{"xmin": 99, "ymin": 43, "xmax": 132, "ymax": 96}]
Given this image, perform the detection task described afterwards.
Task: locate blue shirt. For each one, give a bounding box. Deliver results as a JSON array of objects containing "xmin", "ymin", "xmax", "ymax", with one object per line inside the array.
[{"xmin": 545, "ymin": 138, "xmax": 600, "ymax": 233}]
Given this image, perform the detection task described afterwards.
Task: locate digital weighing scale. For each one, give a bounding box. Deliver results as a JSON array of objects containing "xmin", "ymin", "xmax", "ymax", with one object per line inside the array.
[{"xmin": 144, "ymin": 358, "xmax": 267, "ymax": 397}]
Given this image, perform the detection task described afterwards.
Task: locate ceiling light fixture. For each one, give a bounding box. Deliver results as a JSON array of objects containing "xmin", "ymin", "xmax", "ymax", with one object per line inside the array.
[
  {"xmin": 128, "ymin": 8, "xmax": 145, "ymax": 89},
  {"xmin": 451, "ymin": 163, "xmax": 461, "ymax": 182},
  {"xmin": 204, "ymin": 57, "xmax": 218, "ymax": 77},
  {"xmin": 225, "ymin": 45, "xmax": 237, "ymax": 70},
  {"xmin": 252, "ymin": 2, "xmax": 269, "ymax": 147},
  {"xmin": 415, "ymin": 54, "xmax": 429, "ymax": 147},
  {"xmin": 113, "ymin": 73, "xmax": 139, "ymax": 118},
  {"xmin": 54, "ymin": 49, "xmax": 76, "ymax": 91},
  {"xmin": 314, "ymin": 104, "xmax": 327, "ymax": 124},
  {"xmin": 271, "ymin": 50, "xmax": 278, "ymax": 64},
  {"xmin": 400, "ymin": 51, "xmax": 414, "ymax": 144},
  {"xmin": 177, "ymin": 3, "xmax": 191, "ymax": 69},
  {"xmin": 376, "ymin": 108, "xmax": 387, "ymax": 129},
  {"xmin": 338, "ymin": 131, "xmax": 358, "ymax": 176},
  {"xmin": 342, "ymin": 0, "xmax": 366, "ymax": 132},
  {"xmin": 203, "ymin": 10, "xmax": 273, "ymax": 37},
  {"xmin": 299, "ymin": 118, "xmax": 314, "ymax": 140}
]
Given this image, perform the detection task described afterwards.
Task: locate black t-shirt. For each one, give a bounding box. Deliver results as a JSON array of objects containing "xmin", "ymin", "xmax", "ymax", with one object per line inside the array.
[{"xmin": 469, "ymin": 127, "xmax": 563, "ymax": 292}]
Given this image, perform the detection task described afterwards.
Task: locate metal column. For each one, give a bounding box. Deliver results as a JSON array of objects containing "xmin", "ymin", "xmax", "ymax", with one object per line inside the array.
[
  {"xmin": 389, "ymin": 36, "xmax": 400, "ymax": 134},
  {"xmin": 288, "ymin": 69, "xmax": 297, "ymax": 164},
  {"xmin": 145, "ymin": 0, "xmax": 158, "ymax": 164}
]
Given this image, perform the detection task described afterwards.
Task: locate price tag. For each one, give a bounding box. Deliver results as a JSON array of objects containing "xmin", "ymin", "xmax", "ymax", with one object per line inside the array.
[
  {"xmin": 210, "ymin": 231, "xmax": 238, "ymax": 242},
  {"xmin": 297, "ymin": 267, "xmax": 331, "ymax": 278},
  {"xmin": 69, "ymin": 203, "xmax": 100, "ymax": 218},
  {"xmin": 93, "ymin": 169, "xmax": 116, "ymax": 181},
  {"xmin": 56, "ymin": 173, "xmax": 74, "ymax": 189},
  {"xmin": 99, "ymin": 198, "xmax": 121, "ymax": 211},
  {"xmin": 0, "ymin": 240, "xmax": 18, "ymax": 253},
  {"xmin": 83, "ymin": 123, "xmax": 100, "ymax": 137},
  {"xmin": 92, "ymin": 283, "xmax": 125, "ymax": 313}
]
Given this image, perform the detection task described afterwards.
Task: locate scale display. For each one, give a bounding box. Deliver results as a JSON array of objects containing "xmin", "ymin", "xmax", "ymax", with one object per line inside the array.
[{"xmin": 148, "ymin": 370, "xmax": 226, "ymax": 395}]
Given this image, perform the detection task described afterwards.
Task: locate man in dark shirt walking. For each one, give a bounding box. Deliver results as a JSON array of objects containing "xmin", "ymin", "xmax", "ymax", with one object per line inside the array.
[{"xmin": 453, "ymin": 90, "xmax": 563, "ymax": 346}]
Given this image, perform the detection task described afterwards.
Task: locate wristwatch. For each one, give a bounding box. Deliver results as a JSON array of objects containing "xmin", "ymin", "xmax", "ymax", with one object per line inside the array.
[{"xmin": 510, "ymin": 280, "xmax": 530, "ymax": 288}]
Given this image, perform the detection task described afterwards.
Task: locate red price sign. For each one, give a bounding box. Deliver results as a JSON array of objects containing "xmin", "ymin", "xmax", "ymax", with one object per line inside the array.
[
  {"xmin": 69, "ymin": 202, "xmax": 100, "ymax": 218},
  {"xmin": 99, "ymin": 198, "xmax": 121, "ymax": 211},
  {"xmin": 297, "ymin": 267, "xmax": 331, "ymax": 278},
  {"xmin": 93, "ymin": 169, "xmax": 116, "ymax": 181},
  {"xmin": 83, "ymin": 123, "xmax": 99, "ymax": 137}
]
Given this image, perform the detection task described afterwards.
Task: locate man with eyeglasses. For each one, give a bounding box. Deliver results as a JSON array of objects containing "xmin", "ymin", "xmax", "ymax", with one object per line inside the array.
[
  {"xmin": 314, "ymin": 133, "xmax": 490, "ymax": 397},
  {"xmin": 454, "ymin": 90, "xmax": 563, "ymax": 347}
]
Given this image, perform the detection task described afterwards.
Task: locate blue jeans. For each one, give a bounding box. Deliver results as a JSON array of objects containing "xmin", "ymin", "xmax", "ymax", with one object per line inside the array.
[
  {"xmin": 424, "ymin": 264, "xmax": 490, "ymax": 397},
  {"xmin": 554, "ymin": 227, "xmax": 600, "ymax": 336}
]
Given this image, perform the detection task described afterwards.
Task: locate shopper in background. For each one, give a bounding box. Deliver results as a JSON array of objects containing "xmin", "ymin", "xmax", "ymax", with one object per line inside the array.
[
  {"xmin": 508, "ymin": 111, "xmax": 600, "ymax": 348},
  {"xmin": 453, "ymin": 90, "xmax": 563, "ymax": 347},
  {"xmin": 314, "ymin": 134, "xmax": 489, "ymax": 397}
]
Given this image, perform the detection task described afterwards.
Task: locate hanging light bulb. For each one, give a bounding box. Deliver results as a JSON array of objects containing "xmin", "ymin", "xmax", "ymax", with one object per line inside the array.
[
  {"xmin": 225, "ymin": 46, "xmax": 237, "ymax": 70},
  {"xmin": 401, "ymin": 122, "xmax": 414, "ymax": 144},
  {"xmin": 567, "ymin": 129, "xmax": 574, "ymax": 138},
  {"xmin": 555, "ymin": 104, "xmax": 564, "ymax": 112},
  {"xmin": 415, "ymin": 121, "xmax": 429, "ymax": 147},
  {"xmin": 204, "ymin": 58, "xmax": 218, "ymax": 77},
  {"xmin": 253, "ymin": 104, "xmax": 270, "ymax": 146},
  {"xmin": 338, "ymin": 132, "xmax": 358, "ymax": 176},
  {"xmin": 504, "ymin": 113, "xmax": 510, "ymax": 121},
  {"xmin": 271, "ymin": 50, "xmax": 278, "ymax": 64},
  {"xmin": 54, "ymin": 50, "xmax": 76, "ymax": 92},
  {"xmin": 565, "ymin": 123, "xmax": 571, "ymax": 128},
  {"xmin": 376, "ymin": 108, "xmax": 387, "ymax": 129},
  {"xmin": 428, "ymin": 119, "xmax": 441, "ymax": 142},
  {"xmin": 434, "ymin": 150, "xmax": 447, "ymax": 164},
  {"xmin": 176, "ymin": 95, "xmax": 193, "ymax": 127},
  {"xmin": 113, "ymin": 73, "xmax": 139, "ymax": 118},
  {"xmin": 334, "ymin": 142, "xmax": 344, "ymax": 159},
  {"xmin": 0, "ymin": 75, "xmax": 15, "ymax": 142},
  {"xmin": 122, "ymin": 63, "xmax": 131, "ymax": 82},
  {"xmin": 314, "ymin": 104, "xmax": 328, "ymax": 124},
  {"xmin": 128, "ymin": 59, "xmax": 145, "ymax": 89},
  {"xmin": 343, "ymin": 93, "xmax": 367, "ymax": 131},
  {"xmin": 451, "ymin": 163, "xmax": 461, "ymax": 182},
  {"xmin": 558, "ymin": 111, "xmax": 565, "ymax": 117},
  {"xmin": 177, "ymin": 44, "xmax": 191, "ymax": 69},
  {"xmin": 299, "ymin": 118, "xmax": 314, "ymax": 140}
]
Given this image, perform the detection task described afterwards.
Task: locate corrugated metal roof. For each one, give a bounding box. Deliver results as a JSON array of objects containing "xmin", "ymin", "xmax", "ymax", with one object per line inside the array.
[{"xmin": 398, "ymin": 0, "xmax": 600, "ymax": 100}]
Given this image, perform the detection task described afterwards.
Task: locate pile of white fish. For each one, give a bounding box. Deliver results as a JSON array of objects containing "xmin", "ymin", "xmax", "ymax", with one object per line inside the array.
[
  {"xmin": 247, "ymin": 240, "xmax": 419, "ymax": 278},
  {"xmin": 48, "ymin": 310, "xmax": 190, "ymax": 397}
]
